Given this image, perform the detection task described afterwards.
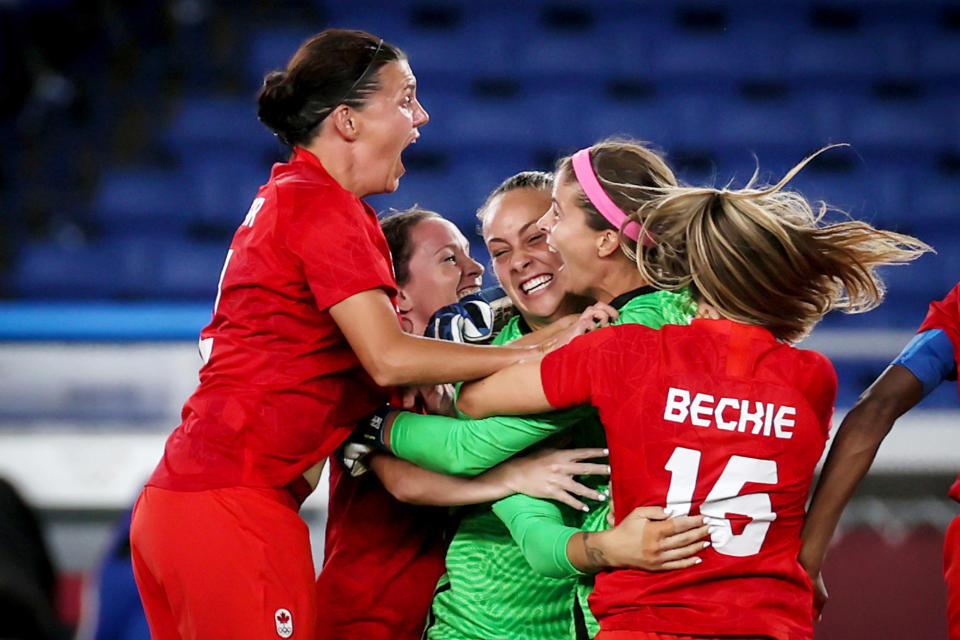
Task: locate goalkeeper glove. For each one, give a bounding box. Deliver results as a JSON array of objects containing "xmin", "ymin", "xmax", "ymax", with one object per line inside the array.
[
  {"xmin": 335, "ymin": 405, "xmax": 393, "ymax": 477},
  {"xmin": 424, "ymin": 286, "xmax": 512, "ymax": 343}
]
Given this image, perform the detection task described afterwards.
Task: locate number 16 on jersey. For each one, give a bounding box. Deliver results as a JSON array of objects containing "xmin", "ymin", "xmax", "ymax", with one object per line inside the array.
[{"xmin": 664, "ymin": 446, "xmax": 778, "ymax": 558}]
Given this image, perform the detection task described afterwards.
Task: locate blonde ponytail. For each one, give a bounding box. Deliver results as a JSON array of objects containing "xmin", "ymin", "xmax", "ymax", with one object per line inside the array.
[{"xmin": 632, "ymin": 146, "xmax": 932, "ymax": 342}]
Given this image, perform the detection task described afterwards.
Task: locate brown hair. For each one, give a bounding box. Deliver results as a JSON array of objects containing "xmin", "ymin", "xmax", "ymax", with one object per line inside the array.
[
  {"xmin": 257, "ymin": 29, "xmax": 404, "ymax": 147},
  {"xmin": 476, "ymin": 170, "xmax": 554, "ymax": 226},
  {"xmin": 380, "ymin": 207, "xmax": 443, "ymax": 286},
  {"xmin": 633, "ymin": 146, "xmax": 932, "ymax": 342},
  {"xmin": 555, "ymin": 138, "xmax": 677, "ymax": 253}
]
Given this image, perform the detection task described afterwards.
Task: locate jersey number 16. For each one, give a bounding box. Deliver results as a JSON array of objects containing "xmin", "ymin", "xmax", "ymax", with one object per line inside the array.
[{"xmin": 664, "ymin": 447, "xmax": 778, "ymax": 557}]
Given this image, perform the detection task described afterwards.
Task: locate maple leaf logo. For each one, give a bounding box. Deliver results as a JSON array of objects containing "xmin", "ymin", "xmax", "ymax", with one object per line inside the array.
[{"xmin": 277, "ymin": 611, "xmax": 290, "ymax": 624}]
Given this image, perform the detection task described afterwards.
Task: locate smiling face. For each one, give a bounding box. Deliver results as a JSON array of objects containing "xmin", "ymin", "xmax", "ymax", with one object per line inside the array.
[
  {"xmin": 536, "ymin": 171, "xmax": 607, "ymax": 299},
  {"xmin": 399, "ymin": 217, "xmax": 484, "ymax": 335},
  {"xmin": 482, "ymin": 187, "xmax": 578, "ymax": 328},
  {"xmin": 352, "ymin": 59, "xmax": 429, "ymax": 196}
]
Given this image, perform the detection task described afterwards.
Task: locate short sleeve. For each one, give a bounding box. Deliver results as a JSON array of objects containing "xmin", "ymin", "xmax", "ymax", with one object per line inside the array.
[
  {"xmin": 541, "ymin": 326, "xmax": 631, "ymax": 411},
  {"xmin": 892, "ymin": 329, "xmax": 957, "ymax": 395},
  {"xmin": 918, "ymin": 283, "xmax": 960, "ymax": 365},
  {"xmin": 282, "ymin": 186, "xmax": 397, "ymax": 310}
]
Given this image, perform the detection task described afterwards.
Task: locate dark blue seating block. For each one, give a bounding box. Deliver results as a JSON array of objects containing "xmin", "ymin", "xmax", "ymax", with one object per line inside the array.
[
  {"xmin": 179, "ymin": 154, "xmax": 271, "ymax": 231},
  {"xmin": 164, "ymin": 95, "xmax": 277, "ymax": 160},
  {"xmin": 712, "ymin": 94, "xmax": 819, "ymax": 150},
  {"xmin": 650, "ymin": 15, "xmax": 791, "ymax": 81},
  {"xmin": 10, "ymin": 242, "xmax": 129, "ymax": 299},
  {"xmin": 153, "ymin": 240, "xmax": 227, "ymax": 301},
  {"xmin": 785, "ymin": 24, "xmax": 919, "ymax": 80},
  {"xmin": 91, "ymin": 168, "xmax": 198, "ymax": 235},
  {"xmin": 12, "ymin": 237, "xmax": 231, "ymax": 300},
  {"xmin": 581, "ymin": 92, "xmax": 718, "ymax": 151},
  {"xmin": 246, "ymin": 26, "xmax": 318, "ymax": 88},
  {"xmin": 919, "ymin": 32, "xmax": 960, "ymax": 77},
  {"xmin": 910, "ymin": 171, "xmax": 960, "ymax": 233},
  {"xmin": 847, "ymin": 94, "xmax": 950, "ymax": 150}
]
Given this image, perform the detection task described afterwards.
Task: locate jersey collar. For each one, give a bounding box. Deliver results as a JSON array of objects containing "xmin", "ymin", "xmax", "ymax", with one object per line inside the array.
[
  {"xmin": 291, "ymin": 147, "xmax": 337, "ymax": 183},
  {"xmin": 691, "ymin": 317, "xmax": 778, "ymax": 343},
  {"xmin": 608, "ymin": 285, "xmax": 658, "ymax": 311}
]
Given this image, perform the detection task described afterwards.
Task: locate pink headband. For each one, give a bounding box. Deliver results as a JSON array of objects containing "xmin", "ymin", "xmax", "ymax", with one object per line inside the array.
[{"xmin": 571, "ymin": 147, "xmax": 646, "ymax": 244}]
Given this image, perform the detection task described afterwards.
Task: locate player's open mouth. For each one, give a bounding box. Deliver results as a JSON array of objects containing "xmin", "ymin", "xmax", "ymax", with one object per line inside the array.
[{"xmin": 520, "ymin": 274, "xmax": 553, "ymax": 295}]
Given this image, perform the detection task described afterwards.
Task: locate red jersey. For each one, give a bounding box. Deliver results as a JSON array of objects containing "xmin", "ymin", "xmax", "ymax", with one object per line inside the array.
[
  {"xmin": 149, "ymin": 147, "xmax": 397, "ymax": 491},
  {"xmin": 318, "ymin": 462, "xmax": 448, "ymax": 640},
  {"xmin": 917, "ymin": 282, "xmax": 960, "ymax": 501},
  {"xmin": 541, "ymin": 319, "xmax": 836, "ymax": 640}
]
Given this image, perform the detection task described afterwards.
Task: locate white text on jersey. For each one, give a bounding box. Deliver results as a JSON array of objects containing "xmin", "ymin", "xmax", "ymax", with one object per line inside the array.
[{"xmin": 663, "ymin": 387, "xmax": 796, "ymax": 439}]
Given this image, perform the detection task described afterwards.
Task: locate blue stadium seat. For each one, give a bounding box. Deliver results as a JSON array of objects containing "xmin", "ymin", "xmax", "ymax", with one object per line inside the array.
[
  {"xmin": 153, "ymin": 240, "xmax": 228, "ymax": 301},
  {"xmin": 712, "ymin": 92, "xmax": 819, "ymax": 151},
  {"xmin": 918, "ymin": 32, "xmax": 960, "ymax": 78},
  {"xmin": 846, "ymin": 94, "xmax": 950, "ymax": 150},
  {"xmin": 179, "ymin": 153, "xmax": 271, "ymax": 232},
  {"xmin": 90, "ymin": 168, "xmax": 198, "ymax": 236},
  {"xmin": 660, "ymin": 34, "xmax": 787, "ymax": 82},
  {"xmin": 12, "ymin": 237, "xmax": 231, "ymax": 300},
  {"xmin": 580, "ymin": 92, "xmax": 717, "ymax": 151},
  {"xmin": 906, "ymin": 171, "xmax": 960, "ymax": 234},
  {"xmin": 246, "ymin": 26, "xmax": 317, "ymax": 89},
  {"xmin": 163, "ymin": 95, "xmax": 278, "ymax": 161},
  {"xmin": 10, "ymin": 241, "xmax": 129, "ymax": 299}
]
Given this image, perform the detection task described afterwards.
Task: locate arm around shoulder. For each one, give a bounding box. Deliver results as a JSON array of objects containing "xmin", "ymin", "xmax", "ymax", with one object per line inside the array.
[{"xmin": 329, "ymin": 289, "xmax": 532, "ymax": 387}]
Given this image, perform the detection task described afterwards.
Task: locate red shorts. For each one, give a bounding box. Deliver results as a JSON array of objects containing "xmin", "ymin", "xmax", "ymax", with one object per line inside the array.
[
  {"xmin": 130, "ymin": 485, "xmax": 317, "ymax": 640},
  {"xmin": 945, "ymin": 514, "xmax": 960, "ymax": 640}
]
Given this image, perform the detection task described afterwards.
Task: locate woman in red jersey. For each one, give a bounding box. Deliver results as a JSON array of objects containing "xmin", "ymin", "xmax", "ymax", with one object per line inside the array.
[
  {"xmin": 321, "ymin": 205, "xmax": 610, "ymax": 640},
  {"xmin": 799, "ymin": 281, "xmax": 960, "ymax": 636},
  {"xmin": 455, "ymin": 149, "xmax": 930, "ymax": 640},
  {"xmin": 129, "ymin": 29, "xmax": 563, "ymax": 640}
]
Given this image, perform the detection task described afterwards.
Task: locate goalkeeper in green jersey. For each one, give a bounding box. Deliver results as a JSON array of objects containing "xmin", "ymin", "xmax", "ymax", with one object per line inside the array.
[{"xmin": 351, "ymin": 149, "xmax": 710, "ymax": 639}]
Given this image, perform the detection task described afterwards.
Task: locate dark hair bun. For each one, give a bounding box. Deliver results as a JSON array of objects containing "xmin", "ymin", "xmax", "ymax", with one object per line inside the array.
[{"xmin": 257, "ymin": 70, "xmax": 300, "ymax": 144}]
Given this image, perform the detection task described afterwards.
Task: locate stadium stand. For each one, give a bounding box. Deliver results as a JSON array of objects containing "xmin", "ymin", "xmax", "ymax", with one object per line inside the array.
[{"xmin": 0, "ymin": 1, "xmax": 958, "ymax": 636}]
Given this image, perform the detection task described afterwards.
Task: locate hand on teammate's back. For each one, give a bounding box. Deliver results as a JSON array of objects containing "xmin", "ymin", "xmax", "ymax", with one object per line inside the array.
[
  {"xmin": 486, "ymin": 447, "xmax": 611, "ymax": 512},
  {"xmin": 580, "ymin": 506, "xmax": 711, "ymax": 572},
  {"xmin": 535, "ymin": 302, "xmax": 621, "ymax": 356}
]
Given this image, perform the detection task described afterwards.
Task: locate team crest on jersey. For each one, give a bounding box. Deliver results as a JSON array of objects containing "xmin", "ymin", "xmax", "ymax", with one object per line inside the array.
[{"xmin": 274, "ymin": 608, "xmax": 293, "ymax": 638}]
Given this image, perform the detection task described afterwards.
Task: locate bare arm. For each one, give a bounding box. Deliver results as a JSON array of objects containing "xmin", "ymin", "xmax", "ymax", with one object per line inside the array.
[
  {"xmin": 329, "ymin": 289, "xmax": 539, "ymax": 387},
  {"xmin": 457, "ymin": 303, "xmax": 620, "ymax": 418},
  {"xmin": 798, "ymin": 365, "xmax": 924, "ymax": 600},
  {"xmin": 455, "ymin": 357, "xmax": 552, "ymax": 418},
  {"xmin": 369, "ymin": 448, "xmax": 610, "ymax": 508},
  {"xmin": 508, "ymin": 315, "xmax": 576, "ymax": 347}
]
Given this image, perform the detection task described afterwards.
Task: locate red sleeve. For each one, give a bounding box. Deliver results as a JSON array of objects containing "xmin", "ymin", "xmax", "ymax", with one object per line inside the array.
[
  {"xmin": 540, "ymin": 325, "xmax": 639, "ymax": 410},
  {"xmin": 282, "ymin": 186, "xmax": 397, "ymax": 311},
  {"xmin": 918, "ymin": 282, "xmax": 960, "ymax": 364}
]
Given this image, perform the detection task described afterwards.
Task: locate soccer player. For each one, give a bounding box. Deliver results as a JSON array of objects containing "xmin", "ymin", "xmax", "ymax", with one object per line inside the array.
[
  {"xmin": 129, "ymin": 30, "xmax": 567, "ymax": 640},
  {"xmin": 355, "ymin": 148, "xmax": 713, "ymax": 640},
  {"xmin": 447, "ymin": 148, "xmax": 930, "ymax": 639},
  {"xmin": 320, "ymin": 206, "xmax": 609, "ymax": 640},
  {"xmin": 799, "ymin": 281, "xmax": 960, "ymax": 637}
]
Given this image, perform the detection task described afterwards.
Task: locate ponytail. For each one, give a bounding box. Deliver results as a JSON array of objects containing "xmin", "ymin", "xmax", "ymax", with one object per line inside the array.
[{"xmin": 634, "ymin": 146, "xmax": 932, "ymax": 342}]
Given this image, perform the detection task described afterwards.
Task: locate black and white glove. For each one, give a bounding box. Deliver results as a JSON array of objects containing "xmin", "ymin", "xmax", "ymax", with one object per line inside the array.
[
  {"xmin": 424, "ymin": 286, "xmax": 512, "ymax": 343},
  {"xmin": 334, "ymin": 405, "xmax": 393, "ymax": 477}
]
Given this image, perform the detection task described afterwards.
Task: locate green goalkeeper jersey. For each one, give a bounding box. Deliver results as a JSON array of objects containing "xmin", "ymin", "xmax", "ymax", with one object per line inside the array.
[{"xmin": 393, "ymin": 287, "xmax": 696, "ymax": 640}]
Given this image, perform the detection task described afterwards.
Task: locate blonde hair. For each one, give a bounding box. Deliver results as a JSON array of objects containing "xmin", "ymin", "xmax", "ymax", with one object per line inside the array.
[{"xmin": 631, "ymin": 146, "xmax": 932, "ymax": 343}]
